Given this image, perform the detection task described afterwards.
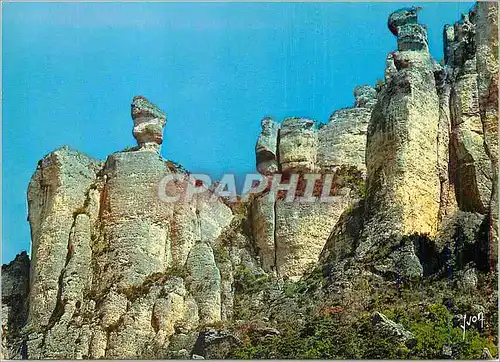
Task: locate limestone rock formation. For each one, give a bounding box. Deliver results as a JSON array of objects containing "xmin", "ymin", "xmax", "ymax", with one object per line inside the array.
[
  {"xmin": 388, "ymin": 7, "xmax": 419, "ymax": 36},
  {"xmin": 2, "ymin": 3, "xmax": 498, "ymax": 359},
  {"xmin": 371, "ymin": 312, "xmax": 416, "ymax": 346},
  {"xmin": 358, "ymin": 9, "xmax": 441, "ymax": 258},
  {"xmin": 317, "ymin": 85, "xmax": 376, "ymax": 173},
  {"xmin": 274, "ymin": 199, "xmax": 353, "ymax": 279},
  {"xmin": 132, "ymin": 95, "xmax": 167, "ymax": 152},
  {"xmin": 26, "ymin": 146, "xmax": 102, "ymax": 332},
  {"xmin": 278, "ymin": 117, "xmax": 318, "ymax": 173},
  {"xmin": 251, "ymin": 184, "xmax": 360, "ymax": 280},
  {"xmin": 255, "ymin": 117, "xmax": 279, "ymax": 175},
  {"xmin": 1, "ymin": 252, "xmax": 30, "ymax": 359},
  {"xmin": 444, "ymin": 2, "xmax": 498, "ymax": 269},
  {"xmin": 251, "ymin": 87, "xmax": 373, "ymax": 280},
  {"xmin": 14, "ymin": 97, "xmax": 244, "ymax": 359}
]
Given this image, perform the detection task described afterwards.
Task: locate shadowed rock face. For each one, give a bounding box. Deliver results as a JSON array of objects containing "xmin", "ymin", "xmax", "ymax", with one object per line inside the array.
[
  {"xmin": 317, "ymin": 85, "xmax": 376, "ymax": 173},
  {"xmin": 389, "ymin": 7, "xmax": 428, "ymax": 51},
  {"xmin": 131, "ymin": 96, "xmax": 167, "ymax": 152},
  {"xmin": 1, "ymin": 252, "xmax": 30, "ymax": 359},
  {"xmin": 446, "ymin": 2, "xmax": 499, "ymax": 264},
  {"xmin": 445, "ymin": 4, "xmax": 497, "ymax": 219},
  {"xmin": 388, "ymin": 7, "xmax": 419, "ymax": 36}
]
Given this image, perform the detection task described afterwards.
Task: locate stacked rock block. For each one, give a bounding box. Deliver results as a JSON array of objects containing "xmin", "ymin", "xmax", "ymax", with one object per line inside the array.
[
  {"xmin": 255, "ymin": 87, "xmax": 377, "ymax": 176},
  {"xmin": 131, "ymin": 96, "xmax": 167, "ymax": 152},
  {"xmin": 356, "ymin": 4, "xmax": 498, "ymax": 282}
]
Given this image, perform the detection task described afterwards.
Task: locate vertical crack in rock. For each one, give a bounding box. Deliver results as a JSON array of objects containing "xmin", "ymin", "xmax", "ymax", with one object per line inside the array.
[
  {"xmin": 445, "ymin": 8, "xmax": 494, "ymax": 214},
  {"xmin": 25, "ymin": 146, "xmax": 102, "ymax": 359},
  {"xmin": 273, "ymin": 126, "xmax": 281, "ymax": 275},
  {"xmin": 272, "ymin": 198, "xmax": 279, "ymax": 277},
  {"xmin": 434, "ymin": 63, "xmax": 457, "ymax": 224}
]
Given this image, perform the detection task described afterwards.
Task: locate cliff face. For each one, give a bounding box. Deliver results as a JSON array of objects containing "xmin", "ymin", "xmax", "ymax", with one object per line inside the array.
[{"xmin": 1, "ymin": 3, "xmax": 498, "ymax": 360}]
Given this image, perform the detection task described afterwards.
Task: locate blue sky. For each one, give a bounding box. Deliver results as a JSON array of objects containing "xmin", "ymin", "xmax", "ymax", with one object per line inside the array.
[{"xmin": 2, "ymin": 2, "xmax": 473, "ymax": 264}]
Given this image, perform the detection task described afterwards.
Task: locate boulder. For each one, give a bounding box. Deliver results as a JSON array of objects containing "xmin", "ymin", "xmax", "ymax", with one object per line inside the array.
[
  {"xmin": 278, "ymin": 117, "xmax": 318, "ymax": 173},
  {"xmin": 192, "ymin": 329, "xmax": 241, "ymax": 359},
  {"xmin": 1, "ymin": 252, "xmax": 30, "ymax": 359},
  {"xmin": 372, "ymin": 312, "xmax": 416, "ymax": 347}
]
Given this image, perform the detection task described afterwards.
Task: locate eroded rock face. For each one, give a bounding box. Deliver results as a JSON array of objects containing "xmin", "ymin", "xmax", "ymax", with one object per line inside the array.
[
  {"xmin": 26, "ymin": 146, "xmax": 102, "ymax": 331},
  {"xmin": 2, "ymin": 4, "xmax": 498, "ymax": 359},
  {"xmin": 445, "ymin": 2, "xmax": 498, "ymax": 268},
  {"xmin": 186, "ymin": 242, "xmax": 221, "ymax": 324},
  {"xmin": 317, "ymin": 85, "xmax": 376, "ymax": 173},
  {"xmin": 95, "ymin": 150, "xmax": 174, "ymax": 293},
  {"xmin": 251, "ymin": 194, "xmax": 357, "ymax": 281},
  {"xmin": 251, "ymin": 87, "xmax": 374, "ymax": 280},
  {"xmin": 446, "ymin": 7, "xmax": 496, "ymax": 215},
  {"xmin": 17, "ymin": 97, "xmax": 244, "ymax": 359},
  {"xmin": 250, "ymin": 169, "xmax": 364, "ymax": 280},
  {"xmin": 1, "ymin": 252, "xmax": 30, "ymax": 360},
  {"xmin": 388, "ymin": 7, "xmax": 419, "ymax": 36},
  {"xmin": 388, "ymin": 7, "xmax": 428, "ymax": 52},
  {"xmin": 358, "ymin": 11, "xmax": 441, "ymax": 258},
  {"xmin": 274, "ymin": 199, "xmax": 353, "ymax": 280},
  {"xmin": 251, "ymin": 193, "xmax": 276, "ymax": 274},
  {"xmin": 279, "ymin": 117, "xmax": 318, "ymax": 173}
]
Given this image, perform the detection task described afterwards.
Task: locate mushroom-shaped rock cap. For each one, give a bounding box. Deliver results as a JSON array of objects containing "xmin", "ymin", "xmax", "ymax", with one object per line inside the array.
[
  {"xmin": 131, "ymin": 96, "xmax": 167, "ymax": 150},
  {"xmin": 131, "ymin": 95, "xmax": 166, "ymax": 122},
  {"xmin": 388, "ymin": 6, "xmax": 421, "ymax": 36}
]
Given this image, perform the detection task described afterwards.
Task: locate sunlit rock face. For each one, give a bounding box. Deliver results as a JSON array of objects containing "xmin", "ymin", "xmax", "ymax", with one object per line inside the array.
[
  {"xmin": 357, "ymin": 8, "xmax": 442, "ymax": 258},
  {"xmin": 18, "ymin": 97, "xmax": 239, "ymax": 359},
  {"xmin": 445, "ymin": 2, "xmax": 499, "ymax": 260},
  {"xmin": 252, "ymin": 90, "xmax": 370, "ymax": 280},
  {"xmin": 1, "ymin": 3, "xmax": 498, "ymax": 359},
  {"xmin": 278, "ymin": 117, "xmax": 318, "ymax": 174},
  {"xmin": 255, "ymin": 117, "xmax": 279, "ymax": 175},
  {"xmin": 132, "ymin": 95, "xmax": 167, "ymax": 152},
  {"xmin": 317, "ymin": 85, "xmax": 376, "ymax": 174}
]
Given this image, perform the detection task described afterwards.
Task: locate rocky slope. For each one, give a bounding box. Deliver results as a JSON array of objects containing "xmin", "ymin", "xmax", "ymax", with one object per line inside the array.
[{"xmin": 1, "ymin": 3, "xmax": 498, "ymax": 359}]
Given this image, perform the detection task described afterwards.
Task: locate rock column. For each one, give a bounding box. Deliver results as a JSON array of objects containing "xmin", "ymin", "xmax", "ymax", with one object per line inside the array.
[{"xmin": 358, "ymin": 8, "xmax": 442, "ymax": 258}]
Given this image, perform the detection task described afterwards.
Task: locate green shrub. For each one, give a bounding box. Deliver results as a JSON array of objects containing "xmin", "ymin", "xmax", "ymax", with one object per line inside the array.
[
  {"xmin": 231, "ymin": 297, "xmax": 497, "ymax": 359},
  {"xmin": 234, "ymin": 266, "xmax": 271, "ymax": 295}
]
